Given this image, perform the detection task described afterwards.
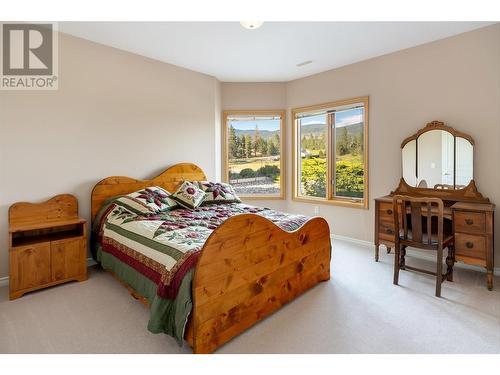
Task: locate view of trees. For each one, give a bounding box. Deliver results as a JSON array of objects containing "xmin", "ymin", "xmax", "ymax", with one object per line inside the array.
[
  {"xmin": 227, "ymin": 123, "xmax": 281, "ymax": 195},
  {"xmin": 228, "ymin": 125, "xmax": 280, "ymax": 159},
  {"xmin": 300, "ymin": 121, "xmax": 364, "ymax": 199},
  {"xmin": 336, "ymin": 127, "xmax": 363, "ymax": 157}
]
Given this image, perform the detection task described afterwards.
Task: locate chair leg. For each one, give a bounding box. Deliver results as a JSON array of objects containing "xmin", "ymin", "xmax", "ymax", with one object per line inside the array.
[
  {"xmin": 386, "ymin": 247, "xmax": 391, "ymax": 254},
  {"xmin": 375, "ymin": 245, "xmax": 379, "ymax": 262},
  {"xmin": 399, "ymin": 246, "xmax": 406, "ymax": 270},
  {"xmin": 446, "ymin": 246, "xmax": 454, "ymax": 282},
  {"xmin": 436, "ymin": 246, "xmax": 443, "ymax": 297},
  {"xmin": 393, "ymin": 243, "xmax": 400, "ymax": 285}
]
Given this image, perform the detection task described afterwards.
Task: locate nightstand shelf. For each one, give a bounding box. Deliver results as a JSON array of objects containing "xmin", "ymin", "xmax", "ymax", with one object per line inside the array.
[{"xmin": 8, "ymin": 194, "xmax": 88, "ymax": 300}]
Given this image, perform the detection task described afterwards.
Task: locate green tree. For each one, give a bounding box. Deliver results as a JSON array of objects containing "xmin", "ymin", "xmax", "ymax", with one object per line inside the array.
[
  {"xmin": 336, "ymin": 127, "xmax": 351, "ymax": 156},
  {"xmin": 228, "ymin": 125, "xmax": 238, "ymax": 158},
  {"xmin": 268, "ymin": 139, "xmax": 278, "ymax": 156},
  {"xmin": 258, "ymin": 138, "xmax": 268, "ymax": 156},
  {"xmin": 253, "ymin": 125, "xmax": 260, "ymax": 157},
  {"xmin": 273, "ymin": 133, "xmax": 280, "ymax": 150},
  {"xmin": 244, "ymin": 134, "xmax": 253, "ymax": 158}
]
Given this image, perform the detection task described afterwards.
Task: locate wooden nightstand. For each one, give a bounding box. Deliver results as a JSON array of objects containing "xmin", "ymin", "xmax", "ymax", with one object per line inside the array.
[{"xmin": 8, "ymin": 194, "xmax": 88, "ymax": 300}]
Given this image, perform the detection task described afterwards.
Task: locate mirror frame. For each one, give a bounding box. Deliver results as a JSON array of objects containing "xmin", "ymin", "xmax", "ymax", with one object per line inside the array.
[
  {"xmin": 401, "ymin": 120, "xmax": 474, "ymax": 149},
  {"xmin": 394, "ymin": 121, "xmax": 489, "ymax": 203},
  {"xmin": 401, "ymin": 120, "xmax": 474, "ymax": 190}
]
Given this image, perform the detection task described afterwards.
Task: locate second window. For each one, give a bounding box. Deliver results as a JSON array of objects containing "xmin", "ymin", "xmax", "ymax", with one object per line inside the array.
[{"xmin": 292, "ymin": 97, "xmax": 368, "ymax": 208}]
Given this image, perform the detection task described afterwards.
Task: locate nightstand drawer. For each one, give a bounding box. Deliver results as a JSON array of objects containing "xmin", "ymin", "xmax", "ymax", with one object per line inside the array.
[
  {"xmin": 455, "ymin": 233, "xmax": 486, "ymax": 260},
  {"xmin": 454, "ymin": 211, "xmax": 486, "ymax": 234}
]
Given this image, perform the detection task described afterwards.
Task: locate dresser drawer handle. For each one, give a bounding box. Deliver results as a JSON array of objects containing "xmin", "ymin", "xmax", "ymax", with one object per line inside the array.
[
  {"xmin": 386, "ymin": 228, "xmax": 394, "ymax": 235},
  {"xmin": 466, "ymin": 241, "xmax": 474, "ymax": 249},
  {"xmin": 386, "ymin": 209, "xmax": 393, "ymax": 215},
  {"xmin": 465, "ymin": 219, "xmax": 474, "ymax": 225}
]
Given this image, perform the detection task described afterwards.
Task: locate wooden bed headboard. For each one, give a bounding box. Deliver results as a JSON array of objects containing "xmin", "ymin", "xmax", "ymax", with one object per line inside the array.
[{"xmin": 91, "ymin": 163, "xmax": 207, "ymax": 220}]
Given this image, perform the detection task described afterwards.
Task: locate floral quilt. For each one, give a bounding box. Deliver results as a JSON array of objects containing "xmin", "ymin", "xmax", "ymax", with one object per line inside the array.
[{"xmin": 94, "ymin": 199, "xmax": 309, "ymax": 299}]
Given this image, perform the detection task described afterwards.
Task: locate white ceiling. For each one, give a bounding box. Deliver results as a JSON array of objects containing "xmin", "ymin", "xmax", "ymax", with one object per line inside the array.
[{"xmin": 60, "ymin": 22, "xmax": 494, "ymax": 82}]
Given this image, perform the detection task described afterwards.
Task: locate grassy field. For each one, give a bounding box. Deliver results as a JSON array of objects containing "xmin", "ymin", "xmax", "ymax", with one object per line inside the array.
[
  {"xmin": 336, "ymin": 153, "xmax": 363, "ymax": 166},
  {"xmin": 228, "ymin": 157, "xmax": 280, "ymax": 173}
]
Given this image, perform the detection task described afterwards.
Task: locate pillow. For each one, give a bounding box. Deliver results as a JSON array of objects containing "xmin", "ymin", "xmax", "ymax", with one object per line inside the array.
[
  {"xmin": 170, "ymin": 181, "xmax": 207, "ymax": 209},
  {"xmin": 117, "ymin": 186, "xmax": 178, "ymax": 214},
  {"xmin": 194, "ymin": 181, "xmax": 241, "ymax": 204}
]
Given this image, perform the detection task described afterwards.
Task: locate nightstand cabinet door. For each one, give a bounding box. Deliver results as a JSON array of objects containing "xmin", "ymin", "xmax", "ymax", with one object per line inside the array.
[
  {"xmin": 10, "ymin": 243, "xmax": 51, "ymax": 290},
  {"xmin": 51, "ymin": 238, "xmax": 86, "ymax": 281}
]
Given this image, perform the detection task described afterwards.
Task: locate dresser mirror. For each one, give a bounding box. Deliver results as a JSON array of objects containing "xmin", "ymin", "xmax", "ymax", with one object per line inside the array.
[{"xmin": 401, "ymin": 121, "xmax": 474, "ymax": 190}]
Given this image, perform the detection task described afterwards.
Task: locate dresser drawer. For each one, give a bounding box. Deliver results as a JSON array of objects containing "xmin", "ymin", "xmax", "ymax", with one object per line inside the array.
[
  {"xmin": 378, "ymin": 202, "xmax": 395, "ymax": 221},
  {"xmin": 455, "ymin": 233, "xmax": 486, "ymax": 260},
  {"xmin": 454, "ymin": 211, "xmax": 486, "ymax": 234},
  {"xmin": 379, "ymin": 220, "xmax": 395, "ymax": 241}
]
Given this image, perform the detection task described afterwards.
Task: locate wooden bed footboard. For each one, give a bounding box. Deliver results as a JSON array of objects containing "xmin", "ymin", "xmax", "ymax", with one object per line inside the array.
[
  {"xmin": 91, "ymin": 163, "xmax": 332, "ymax": 354},
  {"xmin": 191, "ymin": 214, "xmax": 331, "ymax": 354}
]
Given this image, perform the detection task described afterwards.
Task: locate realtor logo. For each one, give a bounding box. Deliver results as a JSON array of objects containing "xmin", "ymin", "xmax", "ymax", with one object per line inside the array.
[{"xmin": 1, "ymin": 22, "xmax": 58, "ymax": 90}]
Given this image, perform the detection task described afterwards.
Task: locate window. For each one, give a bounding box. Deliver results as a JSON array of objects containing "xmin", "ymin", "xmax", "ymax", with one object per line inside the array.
[
  {"xmin": 222, "ymin": 110, "xmax": 285, "ymax": 199},
  {"xmin": 292, "ymin": 97, "xmax": 369, "ymax": 208}
]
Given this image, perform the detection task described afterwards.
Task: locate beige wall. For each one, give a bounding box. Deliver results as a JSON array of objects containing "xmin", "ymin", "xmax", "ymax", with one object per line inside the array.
[
  {"xmin": 286, "ymin": 24, "xmax": 500, "ymax": 264},
  {"xmin": 221, "ymin": 82, "xmax": 287, "ymax": 110},
  {"xmin": 0, "ymin": 33, "xmax": 221, "ymax": 279},
  {"xmin": 221, "ymin": 82, "xmax": 288, "ymax": 211},
  {"xmin": 222, "ymin": 25, "xmax": 500, "ymax": 265}
]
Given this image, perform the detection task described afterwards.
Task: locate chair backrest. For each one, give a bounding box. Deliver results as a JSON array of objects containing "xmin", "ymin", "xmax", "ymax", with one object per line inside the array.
[{"xmin": 392, "ymin": 195, "xmax": 444, "ymax": 248}]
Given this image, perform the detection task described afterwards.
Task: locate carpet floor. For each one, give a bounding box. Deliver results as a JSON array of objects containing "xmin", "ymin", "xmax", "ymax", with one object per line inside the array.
[{"xmin": 0, "ymin": 239, "xmax": 499, "ymax": 353}]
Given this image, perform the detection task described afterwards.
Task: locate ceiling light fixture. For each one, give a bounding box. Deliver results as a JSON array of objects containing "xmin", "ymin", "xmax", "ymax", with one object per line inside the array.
[{"xmin": 240, "ymin": 21, "xmax": 263, "ymax": 30}]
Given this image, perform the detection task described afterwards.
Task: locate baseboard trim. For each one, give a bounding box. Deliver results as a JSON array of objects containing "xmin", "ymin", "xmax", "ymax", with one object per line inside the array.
[
  {"xmin": 0, "ymin": 258, "xmax": 97, "ymax": 288},
  {"xmin": 331, "ymin": 233, "xmax": 500, "ymax": 276},
  {"xmin": 2, "ymin": 243, "xmax": 497, "ymax": 287}
]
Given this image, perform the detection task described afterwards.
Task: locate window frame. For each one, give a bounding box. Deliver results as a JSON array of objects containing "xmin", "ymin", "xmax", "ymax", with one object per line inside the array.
[
  {"xmin": 292, "ymin": 96, "xmax": 369, "ymax": 209},
  {"xmin": 222, "ymin": 109, "xmax": 286, "ymax": 200}
]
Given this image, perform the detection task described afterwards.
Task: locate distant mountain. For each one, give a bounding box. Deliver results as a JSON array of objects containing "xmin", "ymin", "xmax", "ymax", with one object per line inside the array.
[
  {"xmin": 232, "ymin": 122, "xmax": 363, "ymax": 140},
  {"xmin": 299, "ymin": 123, "xmax": 326, "ymax": 136},
  {"xmin": 234, "ymin": 129, "xmax": 279, "ymax": 140},
  {"xmin": 300, "ymin": 122, "xmax": 363, "ymax": 137}
]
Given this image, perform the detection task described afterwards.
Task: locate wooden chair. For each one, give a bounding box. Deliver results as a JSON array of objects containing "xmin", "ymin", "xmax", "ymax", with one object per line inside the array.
[{"xmin": 392, "ymin": 195, "xmax": 455, "ymax": 297}]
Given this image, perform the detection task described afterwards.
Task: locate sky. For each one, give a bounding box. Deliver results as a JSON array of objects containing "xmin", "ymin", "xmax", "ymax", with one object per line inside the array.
[
  {"xmin": 228, "ymin": 119, "xmax": 280, "ymax": 131},
  {"xmin": 300, "ymin": 107, "xmax": 364, "ymax": 127},
  {"xmin": 227, "ymin": 107, "xmax": 363, "ymax": 131}
]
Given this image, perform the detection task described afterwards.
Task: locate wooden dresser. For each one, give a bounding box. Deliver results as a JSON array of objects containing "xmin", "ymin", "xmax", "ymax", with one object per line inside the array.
[
  {"xmin": 375, "ymin": 121, "xmax": 495, "ymax": 290},
  {"xmin": 375, "ymin": 190, "xmax": 495, "ymax": 289},
  {"xmin": 8, "ymin": 194, "xmax": 87, "ymax": 300}
]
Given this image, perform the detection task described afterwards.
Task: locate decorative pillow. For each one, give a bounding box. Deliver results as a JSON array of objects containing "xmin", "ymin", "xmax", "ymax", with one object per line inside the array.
[
  {"xmin": 117, "ymin": 186, "xmax": 178, "ymax": 214},
  {"xmin": 194, "ymin": 181, "xmax": 241, "ymax": 204},
  {"xmin": 170, "ymin": 181, "xmax": 207, "ymax": 209}
]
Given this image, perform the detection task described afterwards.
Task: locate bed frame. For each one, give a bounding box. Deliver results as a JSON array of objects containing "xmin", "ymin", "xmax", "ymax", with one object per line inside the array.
[{"xmin": 91, "ymin": 163, "xmax": 331, "ymax": 353}]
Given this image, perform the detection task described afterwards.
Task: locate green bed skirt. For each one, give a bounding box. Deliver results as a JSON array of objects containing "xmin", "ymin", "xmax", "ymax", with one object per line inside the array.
[{"xmin": 96, "ymin": 246, "xmax": 193, "ymax": 346}]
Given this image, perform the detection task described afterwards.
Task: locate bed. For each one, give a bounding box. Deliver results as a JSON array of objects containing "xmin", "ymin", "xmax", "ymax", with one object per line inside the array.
[{"xmin": 91, "ymin": 163, "xmax": 331, "ymax": 353}]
